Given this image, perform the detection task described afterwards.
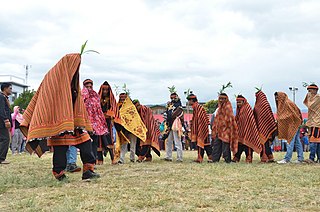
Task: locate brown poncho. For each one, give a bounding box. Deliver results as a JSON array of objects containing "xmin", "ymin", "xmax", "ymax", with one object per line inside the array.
[
  {"xmin": 138, "ymin": 105, "xmax": 161, "ymax": 157},
  {"xmin": 276, "ymin": 92, "xmax": 302, "ymax": 143},
  {"xmin": 235, "ymin": 98, "xmax": 262, "ymax": 153},
  {"xmin": 253, "ymin": 91, "xmax": 277, "ymax": 144},
  {"xmin": 20, "ymin": 54, "xmax": 92, "ymax": 156},
  {"xmin": 190, "ymin": 102, "xmax": 210, "ymax": 149},
  {"xmin": 212, "ymin": 97, "xmax": 238, "ymax": 154}
]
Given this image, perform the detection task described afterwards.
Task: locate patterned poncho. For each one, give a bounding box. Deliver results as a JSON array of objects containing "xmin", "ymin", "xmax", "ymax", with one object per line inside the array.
[{"xmin": 82, "ymin": 87, "xmax": 108, "ymax": 136}]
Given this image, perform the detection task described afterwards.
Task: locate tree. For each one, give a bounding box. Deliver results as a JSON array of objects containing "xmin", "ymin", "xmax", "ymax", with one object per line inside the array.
[
  {"xmin": 203, "ymin": 99, "xmax": 218, "ymax": 113},
  {"xmin": 12, "ymin": 90, "xmax": 36, "ymax": 110}
]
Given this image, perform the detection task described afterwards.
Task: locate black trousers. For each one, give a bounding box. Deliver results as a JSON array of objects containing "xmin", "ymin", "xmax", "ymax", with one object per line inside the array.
[
  {"xmin": 212, "ymin": 138, "xmax": 231, "ymax": 163},
  {"xmin": 0, "ymin": 128, "xmax": 10, "ymax": 162},
  {"xmin": 234, "ymin": 143, "xmax": 253, "ymax": 162},
  {"xmin": 197, "ymin": 145, "xmax": 213, "ymax": 161},
  {"xmin": 140, "ymin": 145, "xmax": 152, "ymax": 159},
  {"xmin": 91, "ymin": 134, "xmax": 98, "ymax": 161},
  {"xmin": 53, "ymin": 140, "xmax": 95, "ymax": 173}
]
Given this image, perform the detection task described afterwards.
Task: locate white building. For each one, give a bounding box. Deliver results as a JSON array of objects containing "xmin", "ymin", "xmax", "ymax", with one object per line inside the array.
[{"xmin": 0, "ymin": 75, "xmax": 29, "ymax": 103}]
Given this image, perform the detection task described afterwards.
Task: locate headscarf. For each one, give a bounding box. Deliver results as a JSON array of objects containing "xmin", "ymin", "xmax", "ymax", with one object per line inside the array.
[{"xmin": 11, "ymin": 106, "xmax": 24, "ymax": 135}]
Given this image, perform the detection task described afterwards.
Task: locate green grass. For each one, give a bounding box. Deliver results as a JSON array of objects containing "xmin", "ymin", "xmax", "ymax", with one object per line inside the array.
[{"xmin": 0, "ymin": 151, "xmax": 319, "ymax": 211}]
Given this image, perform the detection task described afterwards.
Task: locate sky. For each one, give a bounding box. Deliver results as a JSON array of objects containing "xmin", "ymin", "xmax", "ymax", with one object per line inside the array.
[{"xmin": 1, "ymin": 0, "xmax": 320, "ymax": 110}]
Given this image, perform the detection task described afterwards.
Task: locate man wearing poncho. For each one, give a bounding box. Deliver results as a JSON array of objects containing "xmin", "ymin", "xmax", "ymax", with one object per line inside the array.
[
  {"xmin": 253, "ymin": 90, "xmax": 277, "ymax": 163},
  {"xmin": 275, "ymin": 92, "xmax": 304, "ymax": 164},
  {"xmin": 133, "ymin": 99, "xmax": 161, "ymax": 162},
  {"xmin": 211, "ymin": 93, "xmax": 238, "ymax": 163},
  {"xmin": 303, "ymin": 84, "xmax": 320, "ymax": 163},
  {"xmin": 20, "ymin": 54, "xmax": 99, "ymax": 181},
  {"xmin": 163, "ymin": 92, "xmax": 184, "ymax": 162},
  {"xmin": 233, "ymin": 95, "xmax": 262, "ymax": 163},
  {"xmin": 187, "ymin": 94, "xmax": 213, "ymax": 163}
]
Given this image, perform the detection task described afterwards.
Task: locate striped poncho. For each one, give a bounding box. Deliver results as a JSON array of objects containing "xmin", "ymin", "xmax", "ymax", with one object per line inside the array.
[
  {"xmin": 253, "ymin": 91, "xmax": 277, "ymax": 144},
  {"xmin": 276, "ymin": 92, "xmax": 302, "ymax": 143},
  {"xmin": 138, "ymin": 105, "xmax": 161, "ymax": 156},
  {"xmin": 20, "ymin": 54, "xmax": 92, "ymax": 156},
  {"xmin": 235, "ymin": 99, "xmax": 262, "ymax": 153},
  {"xmin": 191, "ymin": 102, "xmax": 210, "ymax": 149}
]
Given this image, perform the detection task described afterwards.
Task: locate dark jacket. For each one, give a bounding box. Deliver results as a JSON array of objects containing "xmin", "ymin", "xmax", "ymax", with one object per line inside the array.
[{"xmin": 0, "ymin": 93, "xmax": 12, "ymax": 129}]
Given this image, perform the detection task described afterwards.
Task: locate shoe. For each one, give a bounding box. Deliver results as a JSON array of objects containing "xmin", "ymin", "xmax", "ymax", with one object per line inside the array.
[
  {"xmin": 292, "ymin": 160, "xmax": 302, "ymax": 164},
  {"xmin": 267, "ymin": 159, "xmax": 276, "ymax": 163},
  {"xmin": 304, "ymin": 159, "xmax": 316, "ymax": 164},
  {"xmin": 277, "ymin": 159, "xmax": 289, "ymax": 164},
  {"xmin": 57, "ymin": 174, "xmax": 68, "ymax": 182},
  {"xmin": 164, "ymin": 158, "xmax": 173, "ymax": 162},
  {"xmin": 82, "ymin": 170, "xmax": 100, "ymax": 181},
  {"xmin": 136, "ymin": 159, "xmax": 143, "ymax": 163},
  {"xmin": 118, "ymin": 161, "xmax": 124, "ymax": 165},
  {"xmin": 130, "ymin": 159, "xmax": 135, "ymax": 163},
  {"xmin": 0, "ymin": 160, "xmax": 10, "ymax": 164},
  {"xmin": 68, "ymin": 163, "xmax": 81, "ymax": 173},
  {"xmin": 193, "ymin": 159, "xmax": 202, "ymax": 163},
  {"xmin": 176, "ymin": 159, "xmax": 183, "ymax": 163},
  {"xmin": 207, "ymin": 160, "xmax": 214, "ymax": 163}
]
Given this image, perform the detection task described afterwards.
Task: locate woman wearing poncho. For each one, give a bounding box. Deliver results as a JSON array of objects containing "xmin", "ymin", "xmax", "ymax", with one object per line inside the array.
[
  {"xmin": 275, "ymin": 92, "xmax": 303, "ymax": 164},
  {"xmin": 212, "ymin": 93, "xmax": 238, "ymax": 163},
  {"xmin": 20, "ymin": 53, "xmax": 99, "ymax": 181}
]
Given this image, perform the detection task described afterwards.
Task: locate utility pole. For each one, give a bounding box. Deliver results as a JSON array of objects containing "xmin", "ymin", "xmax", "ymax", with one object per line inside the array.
[
  {"xmin": 289, "ymin": 86, "xmax": 298, "ymax": 103},
  {"xmin": 24, "ymin": 64, "xmax": 31, "ymax": 86}
]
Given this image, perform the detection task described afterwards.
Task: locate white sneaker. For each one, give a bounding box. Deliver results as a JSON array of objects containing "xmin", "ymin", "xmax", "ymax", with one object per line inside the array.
[{"xmin": 277, "ymin": 159, "xmax": 289, "ymax": 164}]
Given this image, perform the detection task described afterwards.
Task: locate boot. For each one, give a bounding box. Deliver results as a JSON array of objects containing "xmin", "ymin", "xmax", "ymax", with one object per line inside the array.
[
  {"xmin": 53, "ymin": 171, "xmax": 68, "ymax": 182},
  {"xmin": 232, "ymin": 156, "xmax": 240, "ymax": 163},
  {"xmin": 145, "ymin": 157, "xmax": 152, "ymax": 162},
  {"xmin": 68, "ymin": 163, "xmax": 81, "ymax": 172},
  {"xmin": 82, "ymin": 163, "xmax": 100, "ymax": 181}
]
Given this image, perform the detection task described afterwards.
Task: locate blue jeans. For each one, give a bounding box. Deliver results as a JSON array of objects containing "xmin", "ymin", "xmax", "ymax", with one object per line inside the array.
[
  {"xmin": 284, "ymin": 129, "xmax": 304, "ymax": 162},
  {"xmin": 309, "ymin": 142, "xmax": 320, "ymax": 161},
  {"xmin": 66, "ymin": 146, "xmax": 78, "ymax": 164}
]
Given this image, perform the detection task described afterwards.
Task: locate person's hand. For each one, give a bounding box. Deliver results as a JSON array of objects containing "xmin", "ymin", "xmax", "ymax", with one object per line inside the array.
[{"xmin": 5, "ymin": 120, "xmax": 11, "ymax": 129}]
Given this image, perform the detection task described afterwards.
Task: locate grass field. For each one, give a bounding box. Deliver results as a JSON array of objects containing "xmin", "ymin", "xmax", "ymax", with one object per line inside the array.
[{"xmin": 0, "ymin": 150, "xmax": 319, "ymax": 211}]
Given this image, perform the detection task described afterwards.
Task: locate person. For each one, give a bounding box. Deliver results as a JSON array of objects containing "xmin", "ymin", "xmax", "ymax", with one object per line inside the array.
[
  {"xmin": 116, "ymin": 93, "xmax": 138, "ymax": 164},
  {"xmin": 253, "ymin": 90, "xmax": 277, "ymax": 163},
  {"xmin": 163, "ymin": 93, "xmax": 184, "ymax": 162},
  {"xmin": 133, "ymin": 99, "xmax": 161, "ymax": 162},
  {"xmin": 0, "ymin": 82, "xmax": 12, "ymax": 164},
  {"xmin": 82, "ymin": 79, "xmax": 110, "ymax": 166},
  {"xmin": 98, "ymin": 81, "xmax": 120, "ymax": 165},
  {"xmin": 233, "ymin": 95, "xmax": 262, "ymax": 163},
  {"xmin": 274, "ymin": 92, "xmax": 304, "ymax": 164},
  {"xmin": 302, "ymin": 133, "xmax": 309, "ymax": 152},
  {"xmin": 186, "ymin": 94, "xmax": 212, "ymax": 163},
  {"xmin": 20, "ymin": 53, "xmax": 99, "ymax": 181},
  {"xmin": 211, "ymin": 93, "xmax": 238, "ymax": 163},
  {"xmin": 65, "ymin": 146, "xmax": 81, "ymax": 172},
  {"xmin": 303, "ymin": 84, "xmax": 320, "ymax": 163},
  {"xmin": 11, "ymin": 106, "xmax": 24, "ymax": 155}
]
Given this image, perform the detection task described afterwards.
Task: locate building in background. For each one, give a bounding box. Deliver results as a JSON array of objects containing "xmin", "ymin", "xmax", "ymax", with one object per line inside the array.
[{"xmin": 0, "ymin": 75, "xmax": 29, "ymax": 103}]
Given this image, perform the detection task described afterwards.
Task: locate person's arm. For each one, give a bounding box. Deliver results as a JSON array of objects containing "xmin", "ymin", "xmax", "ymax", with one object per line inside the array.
[{"xmin": 0, "ymin": 95, "xmax": 9, "ymax": 121}]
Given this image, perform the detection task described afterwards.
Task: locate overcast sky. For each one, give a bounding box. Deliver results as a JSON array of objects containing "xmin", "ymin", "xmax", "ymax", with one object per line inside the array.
[{"xmin": 1, "ymin": 0, "xmax": 319, "ymax": 109}]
